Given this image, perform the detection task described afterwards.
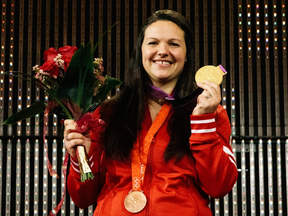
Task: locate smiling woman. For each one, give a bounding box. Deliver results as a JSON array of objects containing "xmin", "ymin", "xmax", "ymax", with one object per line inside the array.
[
  {"xmin": 141, "ymin": 20, "xmax": 187, "ymax": 94},
  {"xmin": 64, "ymin": 9, "xmax": 238, "ymax": 216}
]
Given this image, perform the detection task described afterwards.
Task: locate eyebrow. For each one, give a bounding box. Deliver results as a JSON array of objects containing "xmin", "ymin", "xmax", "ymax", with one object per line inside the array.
[{"xmin": 145, "ymin": 37, "xmax": 183, "ymax": 42}]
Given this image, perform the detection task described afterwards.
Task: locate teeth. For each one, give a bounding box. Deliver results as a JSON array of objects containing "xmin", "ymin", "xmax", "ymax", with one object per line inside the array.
[{"xmin": 155, "ymin": 61, "xmax": 170, "ymax": 65}]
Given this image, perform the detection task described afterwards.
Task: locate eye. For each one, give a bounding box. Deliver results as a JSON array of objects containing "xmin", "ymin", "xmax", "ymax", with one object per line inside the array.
[
  {"xmin": 170, "ymin": 42, "xmax": 180, "ymax": 47},
  {"xmin": 148, "ymin": 41, "xmax": 157, "ymax": 45}
]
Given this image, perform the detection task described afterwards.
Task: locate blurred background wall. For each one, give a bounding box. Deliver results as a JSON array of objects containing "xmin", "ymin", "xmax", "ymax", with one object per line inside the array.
[{"xmin": 0, "ymin": 0, "xmax": 287, "ymax": 215}]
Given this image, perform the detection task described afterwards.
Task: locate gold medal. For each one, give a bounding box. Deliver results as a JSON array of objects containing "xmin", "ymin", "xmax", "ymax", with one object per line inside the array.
[
  {"xmin": 195, "ymin": 65, "xmax": 227, "ymax": 85},
  {"xmin": 124, "ymin": 191, "xmax": 147, "ymax": 213}
]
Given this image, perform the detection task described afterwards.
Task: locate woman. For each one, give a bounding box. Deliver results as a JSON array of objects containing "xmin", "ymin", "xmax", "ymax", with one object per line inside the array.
[{"xmin": 64, "ymin": 9, "xmax": 238, "ymax": 216}]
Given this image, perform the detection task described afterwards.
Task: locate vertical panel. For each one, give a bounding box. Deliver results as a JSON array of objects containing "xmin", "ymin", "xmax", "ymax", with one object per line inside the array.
[
  {"xmin": 115, "ymin": 0, "xmax": 121, "ymax": 81},
  {"xmin": 35, "ymin": 0, "xmax": 42, "ymax": 136},
  {"xmin": 44, "ymin": 0, "xmax": 50, "ymax": 135},
  {"xmin": 220, "ymin": 0, "xmax": 226, "ymax": 67},
  {"xmin": 45, "ymin": 0, "xmax": 50, "ymax": 49},
  {"xmin": 34, "ymin": 140, "xmax": 39, "ymax": 214},
  {"xmin": 17, "ymin": 0, "xmax": 23, "ymax": 136},
  {"xmin": 125, "ymin": 0, "xmax": 130, "ymax": 76},
  {"xmin": 98, "ymin": 0, "xmax": 103, "ymax": 58},
  {"xmin": 63, "ymin": 0, "xmax": 68, "ymax": 46},
  {"xmin": 264, "ymin": 1, "xmax": 272, "ymax": 136},
  {"xmin": 25, "ymin": 140, "xmax": 30, "ymax": 214},
  {"xmin": 142, "ymin": 0, "xmax": 147, "ymax": 24},
  {"xmin": 203, "ymin": 0, "xmax": 208, "ymax": 65},
  {"xmin": 223, "ymin": 194, "xmax": 229, "ymax": 215},
  {"xmin": 53, "ymin": 0, "xmax": 59, "ymax": 136},
  {"xmin": 88, "ymin": 205, "xmax": 94, "ymax": 216},
  {"xmin": 285, "ymin": 139, "xmax": 288, "ymax": 215},
  {"xmin": 273, "ymin": 1, "xmax": 281, "ymax": 135},
  {"xmin": 10, "ymin": 2, "xmax": 15, "ymax": 135},
  {"xmin": 79, "ymin": 208, "xmax": 84, "ymax": 216},
  {"xmin": 232, "ymin": 140, "xmax": 238, "ymax": 215},
  {"xmin": 281, "ymin": 1, "xmax": 288, "ymax": 135},
  {"xmin": 238, "ymin": 1, "xmax": 245, "ymax": 136},
  {"xmin": 258, "ymin": 139, "xmax": 265, "ymax": 214},
  {"xmin": 107, "ymin": 0, "xmax": 112, "ymax": 77},
  {"xmin": 241, "ymin": 140, "xmax": 247, "ymax": 215},
  {"xmin": 5, "ymin": 140, "xmax": 12, "ymax": 214},
  {"xmin": 0, "ymin": 0, "xmax": 6, "ymax": 136},
  {"xmin": 231, "ymin": 87, "xmax": 236, "ymax": 136},
  {"xmin": 220, "ymin": 0, "xmax": 227, "ymax": 111},
  {"xmin": 267, "ymin": 140, "xmax": 274, "ymax": 214},
  {"xmin": 89, "ymin": 0, "xmax": 94, "ymax": 45},
  {"xmin": 194, "ymin": 1, "xmax": 200, "ymax": 70},
  {"xmin": 214, "ymin": 198, "xmax": 220, "ymax": 215},
  {"xmin": 247, "ymin": 1, "xmax": 254, "ymax": 136},
  {"xmin": 80, "ymin": 0, "xmax": 85, "ymax": 45},
  {"xmin": 25, "ymin": 0, "xmax": 32, "ymax": 135},
  {"xmin": 70, "ymin": 200, "xmax": 75, "ymax": 216},
  {"xmin": 71, "ymin": 0, "xmax": 77, "ymax": 46},
  {"xmin": 7, "ymin": 0, "xmax": 15, "ymax": 136},
  {"xmin": 185, "ymin": 0, "xmax": 191, "ymax": 23},
  {"xmin": 250, "ymin": 140, "xmax": 256, "ymax": 215},
  {"xmin": 229, "ymin": 1, "xmax": 236, "ymax": 136},
  {"xmin": 177, "ymin": 0, "xmax": 182, "ymax": 13},
  {"xmin": 212, "ymin": 0, "xmax": 217, "ymax": 65},
  {"xmin": 51, "ymin": 140, "xmax": 58, "ymax": 210},
  {"xmin": 159, "ymin": 0, "xmax": 164, "ymax": 9},
  {"xmin": 43, "ymin": 140, "xmax": 48, "ymax": 214},
  {"xmin": 61, "ymin": 142, "xmax": 66, "ymax": 215},
  {"xmin": 54, "ymin": 0, "xmax": 59, "ymax": 48},
  {"xmin": 15, "ymin": 140, "xmax": 21, "ymax": 215},
  {"xmin": 134, "ymin": 0, "xmax": 138, "ymax": 45},
  {"xmin": 255, "ymin": 1, "xmax": 263, "ymax": 136},
  {"xmin": 276, "ymin": 140, "xmax": 283, "ymax": 214},
  {"xmin": 0, "ymin": 140, "xmax": 2, "ymax": 214},
  {"xmin": 168, "ymin": 0, "xmax": 173, "ymax": 10},
  {"xmin": 151, "ymin": 0, "xmax": 156, "ymax": 13}
]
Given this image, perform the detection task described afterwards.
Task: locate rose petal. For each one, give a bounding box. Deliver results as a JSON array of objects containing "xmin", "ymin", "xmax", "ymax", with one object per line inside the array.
[
  {"xmin": 43, "ymin": 47, "xmax": 59, "ymax": 61},
  {"xmin": 39, "ymin": 61, "xmax": 60, "ymax": 78}
]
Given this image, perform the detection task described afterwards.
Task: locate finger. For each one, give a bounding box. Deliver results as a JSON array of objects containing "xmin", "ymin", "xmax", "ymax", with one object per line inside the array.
[
  {"xmin": 64, "ymin": 119, "xmax": 75, "ymax": 127},
  {"xmin": 197, "ymin": 81, "xmax": 220, "ymax": 95},
  {"xmin": 66, "ymin": 132, "xmax": 85, "ymax": 141}
]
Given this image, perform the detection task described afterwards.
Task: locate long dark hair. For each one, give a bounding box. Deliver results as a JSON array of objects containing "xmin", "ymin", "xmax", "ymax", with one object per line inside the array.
[{"xmin": 100, "ymin": 10, "xmax": 197, "ymax": 161}]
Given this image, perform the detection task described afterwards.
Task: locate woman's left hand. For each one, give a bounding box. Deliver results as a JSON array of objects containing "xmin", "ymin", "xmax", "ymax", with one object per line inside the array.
[{"xmin": 192, "ymin": 81, "xmax": 221, "ymax": 115}]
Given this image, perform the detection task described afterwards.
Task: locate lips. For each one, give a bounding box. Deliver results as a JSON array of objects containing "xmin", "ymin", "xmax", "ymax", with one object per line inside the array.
[{"xmin": 153, "ymin": 60, "xmax": 172, "ymax": 65}]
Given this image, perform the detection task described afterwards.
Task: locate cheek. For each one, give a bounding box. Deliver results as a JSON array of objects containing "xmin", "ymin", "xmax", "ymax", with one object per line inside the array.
[{"xmin": 142, "ymin": 47, "xmax": 155, "ymax": 59}]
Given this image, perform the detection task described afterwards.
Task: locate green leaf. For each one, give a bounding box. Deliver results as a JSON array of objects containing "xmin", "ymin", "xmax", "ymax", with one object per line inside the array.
[
  {"xmin": 91, "ymin": 75, "xmax": 123, "ymax": 106},
  {"xmin": 3, "ymin": 101, "xmax": 46, "ymax": 125},
  {"xmin": 56, "ymin": 43, "xmax": 95, "ymax": 115}
]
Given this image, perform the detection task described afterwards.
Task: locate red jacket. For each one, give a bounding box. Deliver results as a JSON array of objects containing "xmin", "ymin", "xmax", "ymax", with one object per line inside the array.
[{"xmin": 67, "ymin": 105, "xmax": 238, "ymax": 216}]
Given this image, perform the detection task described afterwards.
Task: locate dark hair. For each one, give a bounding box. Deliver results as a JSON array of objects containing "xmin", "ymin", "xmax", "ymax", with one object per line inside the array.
[{"xmin": 100, "ymin": 10, "xmax": 197, "ymax": 161}]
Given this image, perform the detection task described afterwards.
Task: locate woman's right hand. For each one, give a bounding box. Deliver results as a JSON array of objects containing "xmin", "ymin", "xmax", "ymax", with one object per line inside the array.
[{"xmin": 64, "ymin": 119, "xmax": 92, "ymax": 158}]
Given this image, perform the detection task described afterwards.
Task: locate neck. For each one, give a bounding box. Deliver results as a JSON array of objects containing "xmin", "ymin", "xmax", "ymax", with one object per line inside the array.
[
  {"xmin": 148, "ymin": 98, "xmax": 162, "ymax": 122},
  {"xmin": 153, "ymin": 84, "xmax": 174, "ymax": 95}
]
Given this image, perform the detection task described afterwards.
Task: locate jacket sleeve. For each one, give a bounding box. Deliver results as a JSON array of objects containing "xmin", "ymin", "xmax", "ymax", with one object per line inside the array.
[
  {"xmin": 67, "ymin": 108, "xmax": 106, "ymax": 209},
  {"xmin": 189, "ymin": 105, "xmax": 238, "ymax": 198}
]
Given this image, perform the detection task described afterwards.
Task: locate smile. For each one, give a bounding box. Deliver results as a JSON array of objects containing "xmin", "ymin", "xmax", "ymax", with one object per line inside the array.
[{"xmin": 153, "ymin": 60, "xmax": 171, "ymax": 65}]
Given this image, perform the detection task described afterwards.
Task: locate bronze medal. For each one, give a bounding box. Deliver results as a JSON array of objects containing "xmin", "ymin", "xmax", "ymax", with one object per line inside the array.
[{"xmin": 124, "ymin": 191, "xmax": 147, "ymax": 213}]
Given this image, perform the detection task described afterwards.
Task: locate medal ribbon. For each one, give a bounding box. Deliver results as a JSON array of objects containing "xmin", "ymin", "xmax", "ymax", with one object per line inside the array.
[{"xmin": 131, "ymin": 103, "xmax": 171, "ymax": 191}]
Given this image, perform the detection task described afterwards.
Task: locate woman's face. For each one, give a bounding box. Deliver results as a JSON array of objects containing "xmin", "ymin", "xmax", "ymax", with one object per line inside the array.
[{"xmin": 141, "ymin": 20, "xmax": 186, "ymax": 92}]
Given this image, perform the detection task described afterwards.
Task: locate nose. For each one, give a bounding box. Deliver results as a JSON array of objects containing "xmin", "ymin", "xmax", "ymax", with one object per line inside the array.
[{"xmin": 157, "ymin": 43, "xmax": 168, "ymax": 57}]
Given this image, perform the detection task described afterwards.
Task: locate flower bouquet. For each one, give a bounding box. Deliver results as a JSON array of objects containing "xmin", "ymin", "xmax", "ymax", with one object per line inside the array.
[{"xmin": 4, "ymin": 41, "xmax": 122, "ymax": 214}]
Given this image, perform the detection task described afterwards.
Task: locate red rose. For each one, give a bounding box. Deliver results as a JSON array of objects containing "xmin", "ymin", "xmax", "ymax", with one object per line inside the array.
[
  {"xmin": 39, "ymin": 46, "xmax": 78, "ymax": 78},
  {"xmin": 39, "ymin": 60, "xmax": 60, "ymax": 78},
  {"xmin": 59, "ymin": 46, "xmax": 78, "ymax": 71},
  {"xmin": 43, "ymin": 47, "xmax": 59, "ymax": 62}
]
